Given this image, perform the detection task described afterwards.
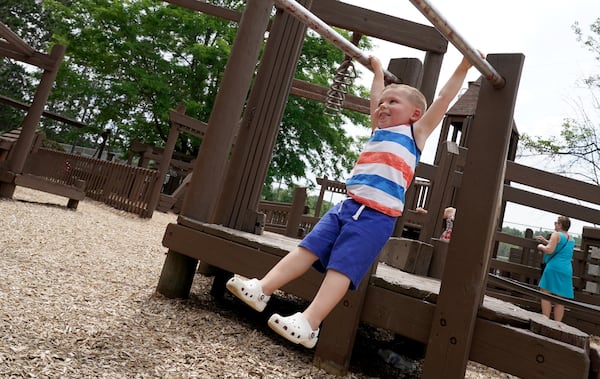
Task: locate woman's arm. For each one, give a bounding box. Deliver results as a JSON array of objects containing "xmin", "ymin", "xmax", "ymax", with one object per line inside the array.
[{"xmin": 537, "ymin": 231, "xmax": 560, "ymax": 254}]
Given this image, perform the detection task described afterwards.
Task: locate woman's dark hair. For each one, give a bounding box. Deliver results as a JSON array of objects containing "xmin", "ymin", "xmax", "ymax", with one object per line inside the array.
[{"xmin": 557, "ymin": 215, "xmax": 571, "ymax": 231}]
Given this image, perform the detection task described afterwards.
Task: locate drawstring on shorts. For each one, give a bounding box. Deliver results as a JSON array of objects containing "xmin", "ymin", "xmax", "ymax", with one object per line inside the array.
[{"xmin": 352, "ymin": 204, "xmax": 365, "ymax": 220}]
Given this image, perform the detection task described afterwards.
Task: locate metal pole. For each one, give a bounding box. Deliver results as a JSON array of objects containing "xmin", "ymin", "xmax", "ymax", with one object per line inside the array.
[
  {"xmin": 273, "ymin": 0, "xmax": 399, "ymax": 83},
  {"xmin": 409, "ymin": 0, "xmax": 506, "ymax": 89}
]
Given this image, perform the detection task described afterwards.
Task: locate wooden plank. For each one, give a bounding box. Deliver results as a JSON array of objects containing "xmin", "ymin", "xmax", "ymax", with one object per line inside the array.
[
  {"xmin": 311, "ymin": 0, "xmax": 447, "ymax": 53},
  {"xmin": 162, "ymin": 222, "xmax": 322, "ymax": 301},
  {"xmin": 365, "ymin": 268, "xmax": 590, "ymax": 378},
  {"xmin": 0, "ymin": 41, "xmax": 56, "ymax": 71},
  {"xmin": 15, "ymin": 174, "xmax": 85, "ymax": 200},
  {"xmin": 583, "ymin": 227, "xmax": 600, "ymax": 241},
  {"xmin": 0, "ymin": 22, "xmax": 35, "ymax": 55},
  {"xmin": 470, "ymin": 319, "xmax": 589, "ymax": 379},
  {"xmin": 176, "ymin": 216, "xmax": 299, "ymax": 253},
  {"xmin": 506, "ymin": 160, "xmax": 599, "ymax": 205},
  {"xmin": 503, "ymin": 185, "xmax": 600, "ymax": 225},
  {"xmin": 362, "ymin": 284, "xmax": 590, "ymax": 378},
  {"xmin": 0, "ymin": 95, "xmax": 86, "ymax": 128},
  {"xmin": 169, "ymin": 109, "xmax": 208, "ymax": 137},
  {"xmin": 163, "ymin": 218, "xmax": 593, "ymax": 377}
]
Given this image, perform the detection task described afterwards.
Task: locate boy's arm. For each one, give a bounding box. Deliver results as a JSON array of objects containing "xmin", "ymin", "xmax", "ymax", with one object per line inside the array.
[
  {"xmin": 369, "ymin": 56, "xmax": 384, "ymax": 132},
  {"xmin": 414, "ymin": 56, "xmax": 475, "ymax": 144}
]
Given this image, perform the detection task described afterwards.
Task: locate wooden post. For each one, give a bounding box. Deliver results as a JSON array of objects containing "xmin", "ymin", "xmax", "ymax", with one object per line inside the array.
[
  {"xmin": 156, "ymin": 249, "xmax": 199, "ymax": 299},
  {"xmin": 214, "ymin": 1, "xmax": 311, "ymax": 230},
  {"xmin": 0, "ymin": 44, "xmax": 65, "ymax": 198},
  {"xmin": 314, "ymin": 263, "xmax": 375, "ymax": 375},
  {"xmin": 422, "ymin": 54, "xmax": 524, "ymax": 378},
  {"xmin": 417, "ymin": 141, "xmax": 459, "ymax": 242},
  {"xmin": 156, "ymin": 0, "xmax": 273, "ymax": 298},
  {"xmin": 314, "ymin": 176, "xmax": 329, "ymax": 217},
  {"xmin": 285, "ymin": 186, "xmax": 307, "ymax": 237},
  {"xmin": 145, "ymin": 104, "xmax": 185, "ymax": 217},
  {"xmin": 178, "ymin": 0, "xmax": 274, "ymax": 223}
]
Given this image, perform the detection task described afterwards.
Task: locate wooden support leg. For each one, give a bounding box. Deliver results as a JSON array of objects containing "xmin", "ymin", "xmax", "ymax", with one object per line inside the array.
[
  {"xmin": 156, "ymin": 249, "xmax": 198, "ymax": 298},
  {"xmin": 313, "ymin": 265, "xmax": 373, "ymax": 375},
  {"xmin": 67, "ymin": 199, "xmax": 79, "ymax": 209},
  {"xmin": 0, "ymin": 182, "xmax": 16, "ymax": 199},
  {"xmin": 210, "ymin": 268, "xmax": 232, "ymax": 299}
]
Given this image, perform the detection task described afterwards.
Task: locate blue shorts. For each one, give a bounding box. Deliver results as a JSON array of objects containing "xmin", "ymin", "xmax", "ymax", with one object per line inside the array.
[{"xmin": 299, "ymin": 198, "xmax": 396, "ymax": 290}]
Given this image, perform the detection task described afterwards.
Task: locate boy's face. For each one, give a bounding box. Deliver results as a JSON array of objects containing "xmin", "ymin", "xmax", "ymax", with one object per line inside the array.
[{"xmin": 374, "ymin": 87, "xmax": 422, "ymax": 129}]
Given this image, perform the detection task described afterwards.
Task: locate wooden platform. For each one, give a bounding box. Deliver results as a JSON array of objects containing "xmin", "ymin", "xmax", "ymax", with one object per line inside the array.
[{"xmin": 163, "ymin": 218, "xmax": 592, "ymax": 378}]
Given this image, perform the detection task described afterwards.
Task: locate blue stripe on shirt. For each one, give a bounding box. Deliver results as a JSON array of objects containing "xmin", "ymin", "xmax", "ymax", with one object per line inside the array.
[
  {"xmin": 370, "ymin": 129, "xmax": 420, "ymax": 159},
  {"xmin": 346, "ymin": 173, "xmax": 406, "ymax": 200}
]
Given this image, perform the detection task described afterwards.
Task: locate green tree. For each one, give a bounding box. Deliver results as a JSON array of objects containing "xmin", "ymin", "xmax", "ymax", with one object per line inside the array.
[
  {"xmin": 40, "ymin": 0, "xmax": 369, "ymax": 185},
  {"xmin": 519, "ymin": 18, "xmax": 600, "ymax": 185}
]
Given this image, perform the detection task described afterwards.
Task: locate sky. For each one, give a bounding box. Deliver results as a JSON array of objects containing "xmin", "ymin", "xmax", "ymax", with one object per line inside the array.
[{"xmin": 336, "ymin": 0, "xmax": 600, "ymax": 234}]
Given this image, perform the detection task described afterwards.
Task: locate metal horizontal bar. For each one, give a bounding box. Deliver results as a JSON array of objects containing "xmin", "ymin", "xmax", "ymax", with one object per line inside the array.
[
  {"xmin": 273, "ymin": 0, "xmax": 399, "ymax": 83},
  {"xmin": 408, "ymin": 0, "xmax": 506, "ymax": 89}
]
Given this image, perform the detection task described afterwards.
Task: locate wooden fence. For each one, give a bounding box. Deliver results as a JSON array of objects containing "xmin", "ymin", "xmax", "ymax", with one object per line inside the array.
[{"xmin": 24, "ymin": 148, "xmax": 160, "ymax": 217}]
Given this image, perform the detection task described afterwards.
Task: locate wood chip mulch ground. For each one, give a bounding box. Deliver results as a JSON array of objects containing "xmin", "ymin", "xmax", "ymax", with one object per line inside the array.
[{"xmin": 3, "ymin": 187, "xmax": 594, "ymax": 378}]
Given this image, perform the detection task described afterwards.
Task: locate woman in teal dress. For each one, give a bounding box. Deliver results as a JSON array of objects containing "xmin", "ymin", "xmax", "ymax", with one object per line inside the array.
[{"xmin": 536, "ymin": 215, "xmax": 575, "ymax": 322}]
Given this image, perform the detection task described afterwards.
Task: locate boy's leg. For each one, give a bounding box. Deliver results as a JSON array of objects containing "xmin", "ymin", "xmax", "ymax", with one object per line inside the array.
[
  {"xmin": 226, "ymin": 246, "xmax": 317, "ymax": 312},
  {"xmin": 302, "ymin": 269, "xmax": 351, "ymax": 330},
  {"xmin": 260, "ymin": 246, "xmax": 318, "ymax": 295},
  {"xmin": 267, "ymin": 268, "xmax": 350, "ymax": 348}
]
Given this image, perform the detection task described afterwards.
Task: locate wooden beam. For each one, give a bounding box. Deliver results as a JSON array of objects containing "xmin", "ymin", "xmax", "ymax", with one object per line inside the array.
[
  {"xmin": 290, "ymin": 79, "xmax": 369, "ymax": 114},
  {"xmin": 503, "ymin": 185, "xmax": 600, "ymax": 225},
  {"xmin": 311, "ymin": 0, "xmax": 447, "ymax": 53},
  {"xmin": 506, "ymin": 160, "xmax": 599, "ymax": 205},
  {"xmin": 0, "ymin": 22, "xmax": 35, "ymax": 56},
  {"xmin": 163, "ymin": 0, "xmax": 447, "ymax": 54},
  {"xmin": 0, "ymin": 94, "xmax": 87, "ymax": 128},
  {"xmin": 168, "ymin": 109, "xmax": 208, "ymax": 137},
  {"xmin": 0, "ymin": 41, "xmax": 56, "ymax": 70}
]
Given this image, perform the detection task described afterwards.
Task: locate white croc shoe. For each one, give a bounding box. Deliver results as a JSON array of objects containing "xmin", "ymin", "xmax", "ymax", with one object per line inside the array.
[
  {"xmin": 268, "ymin": 312, "xmax": 319, "ymax": 349},
  {"xmin": 226, "ymin": 276, "xmax": 270, "ymax": 312}
]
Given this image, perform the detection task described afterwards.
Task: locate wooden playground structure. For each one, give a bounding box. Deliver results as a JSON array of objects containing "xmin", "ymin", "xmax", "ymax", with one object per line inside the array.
[
  {"xmin": 155, "ymin": 0, "xmax": 599, "ymax": 378},
  {"xmin": 1, "ymin": 1, "xmax": 599, "ymax": 377},
  {"xmin": 0, "ymin": 23, "xmax": 84, "ymax": 207},
  {"xmin": 0, "ymin": 22, "xmax": 161, "ymax": 216}
]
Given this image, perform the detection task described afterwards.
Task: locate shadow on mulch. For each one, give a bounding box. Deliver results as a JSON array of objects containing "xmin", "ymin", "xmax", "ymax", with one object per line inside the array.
[{"xmin": 185, "ymin": 274, "xmax": 424, "ymax": 379}]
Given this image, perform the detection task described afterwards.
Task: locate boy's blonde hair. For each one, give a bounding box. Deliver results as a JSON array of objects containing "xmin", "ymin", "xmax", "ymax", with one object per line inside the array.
[{"xmin": 383, "ymin": 84, "xmax": 428, "ymax": 113}]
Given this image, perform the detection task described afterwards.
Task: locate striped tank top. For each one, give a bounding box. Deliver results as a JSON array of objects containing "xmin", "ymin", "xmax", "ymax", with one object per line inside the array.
[{"xmin": 346, "ymin": 124, "xmax": 421, "ymax": 217}]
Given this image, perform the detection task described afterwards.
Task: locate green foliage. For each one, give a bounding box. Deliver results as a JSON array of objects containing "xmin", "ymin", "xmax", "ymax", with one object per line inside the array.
[
  {"xmin": 1, "ymin": 0, "xmax": 371, "ymax": 185},
  {"xmin": 43, "ymin": 0, "xmax": 239, "ymax": 157},
  {"xmin": 519, "ymin": 18, "xmax": 600, "ymax": 185}
]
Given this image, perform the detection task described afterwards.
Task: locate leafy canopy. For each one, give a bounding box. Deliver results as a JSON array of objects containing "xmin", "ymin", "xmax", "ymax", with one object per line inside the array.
[{"xmin": 6, "ymin": 0, "xmax": 371, "ymax": 188}]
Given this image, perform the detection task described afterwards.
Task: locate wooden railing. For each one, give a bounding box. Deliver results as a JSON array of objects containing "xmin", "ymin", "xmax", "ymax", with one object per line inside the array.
[
  {"xmin": 24, "ymin": 148, "xmax": 160, "ymax": 217},
  {"xmin": 391, "ymin": 141, "xmax": 600, "ymax": 334}
]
